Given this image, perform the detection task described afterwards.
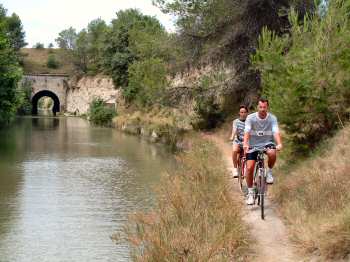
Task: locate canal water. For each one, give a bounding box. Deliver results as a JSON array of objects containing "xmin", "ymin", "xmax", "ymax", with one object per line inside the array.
[{"xmin": 0, "ymin": 117, "xmax": 174, "ymax": 261}]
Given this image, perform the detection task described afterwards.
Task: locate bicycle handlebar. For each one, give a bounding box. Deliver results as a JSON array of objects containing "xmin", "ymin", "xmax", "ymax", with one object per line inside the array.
[{"xmin": 247, "ymin": 145, "xmax": 276, "ymax": 152}]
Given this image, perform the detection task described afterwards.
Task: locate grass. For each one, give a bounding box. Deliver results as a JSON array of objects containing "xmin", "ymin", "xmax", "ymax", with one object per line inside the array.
[
  {"xmin": 113, "ymin": 106, "xmax": 193, "ymax": 148},
  {"xmin": 124, "ymin": 135, "xmax": 250, "ymax": 261},
  {"xmin": 271, "ymin": 125, "xmax": 350, "ymax": 260},
  {"xmin": 20, "ymin": 48, "xmax": 74, "ymax": 75}
]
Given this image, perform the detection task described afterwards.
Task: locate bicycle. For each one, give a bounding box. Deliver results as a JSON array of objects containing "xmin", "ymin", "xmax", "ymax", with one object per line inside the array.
[
  {"xmin": 237, "ymin": 150, "xmax": 247, "ymax": 195},
  {"xmin": 251, "ymin": 145, "xmax": 275, "ymax": 220}
]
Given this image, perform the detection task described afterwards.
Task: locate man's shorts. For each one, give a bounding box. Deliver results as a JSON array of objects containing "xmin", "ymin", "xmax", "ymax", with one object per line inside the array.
[{"xmin": 246, "ymin": 144, "xmax": 276, "ymax": 161}]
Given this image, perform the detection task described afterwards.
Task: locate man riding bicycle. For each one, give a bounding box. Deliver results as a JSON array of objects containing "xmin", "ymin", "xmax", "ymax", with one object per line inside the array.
[
  {"xmin": 243, "ymin": 98, "xmax": 282, "ymax": 205},
  {"xmin": 230, "ymin": 105, "xmax": 248, "ymax": 178}
]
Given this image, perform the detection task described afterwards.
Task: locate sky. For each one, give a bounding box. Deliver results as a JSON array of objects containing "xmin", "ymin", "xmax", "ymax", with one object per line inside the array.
[{"xmin": 1, "ymin": 0, "xmax": 176, "ymax": 47}]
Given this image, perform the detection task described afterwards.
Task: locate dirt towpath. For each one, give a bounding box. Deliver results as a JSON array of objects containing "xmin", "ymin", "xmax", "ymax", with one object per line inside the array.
[{"xmin": 203, "ymin": 132, "xmax": 305, "ymax": 262}]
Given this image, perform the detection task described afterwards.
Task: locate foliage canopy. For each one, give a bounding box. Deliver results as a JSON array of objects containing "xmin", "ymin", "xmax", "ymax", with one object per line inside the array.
[{"xmin": 253, "ymin": 1, "xmax": 350, "ymax": 152}]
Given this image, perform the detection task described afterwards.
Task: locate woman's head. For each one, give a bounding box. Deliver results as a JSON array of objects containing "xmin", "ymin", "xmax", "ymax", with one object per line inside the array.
[{"xmin": 239, "ymin": 105, "xmax": 248, "ymax": 120}]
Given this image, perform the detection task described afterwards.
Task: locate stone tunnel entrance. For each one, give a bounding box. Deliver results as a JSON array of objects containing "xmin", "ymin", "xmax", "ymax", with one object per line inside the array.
[{"xmin": 32, "ymin": 90, "xmax": 60, "ymax": 116}]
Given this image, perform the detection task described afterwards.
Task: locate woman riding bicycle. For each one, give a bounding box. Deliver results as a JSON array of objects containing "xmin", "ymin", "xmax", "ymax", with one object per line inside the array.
[
  {"xmin": 243, "ymin": 98, "xmax": 282, "ymax": 205},
  {"xmin": 230, "ymin": 105, "xmax": 248, "ymax": 178}
]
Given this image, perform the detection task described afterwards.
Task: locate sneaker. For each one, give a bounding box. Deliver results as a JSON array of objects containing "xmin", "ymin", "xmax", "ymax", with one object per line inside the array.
[
  {"xmin": 266, "ymin": 169, "xmax": 274, "ymax": 184},
  {"xmin": 246, "ymin": 189, "xmax": 254, "ymax": 205},
  {"xmin": 232, "ymin": 168, "xmax": 238, "ymax": 178}
]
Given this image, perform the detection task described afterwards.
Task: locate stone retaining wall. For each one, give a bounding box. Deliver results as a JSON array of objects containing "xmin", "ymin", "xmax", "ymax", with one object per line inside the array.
[{"xmin": 66, "ymin": 76, "xmax": 120, "ymax": 114}]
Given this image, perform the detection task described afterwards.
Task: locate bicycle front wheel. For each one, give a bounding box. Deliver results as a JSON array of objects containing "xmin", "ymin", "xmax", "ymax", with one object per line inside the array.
[
  {"xmin": 261, "ymin": 191, "xmax": 264, "ymax": 219},
  {"xmin": 258, "ymin": 168, "xmax": 267, "ymax": 220}
]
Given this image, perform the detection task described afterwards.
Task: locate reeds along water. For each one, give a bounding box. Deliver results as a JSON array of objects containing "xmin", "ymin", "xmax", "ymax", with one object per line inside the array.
[{"xmin": 126, "ymin": 136, "xmax": 251, "ymax": 261}]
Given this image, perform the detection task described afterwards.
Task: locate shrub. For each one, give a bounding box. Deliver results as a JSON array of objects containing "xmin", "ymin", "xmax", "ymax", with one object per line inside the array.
[
  {"xmin": 193, "ymin": 95, "xmax": 224, "ymax": 130},
  {"xmin": 17, "ymin": 78, "xmax": 32, "ymax": 115},
  {"xmin": 88, "ymin": 98, "xmax": 116, "ymax": 126},
  {"xmin": 47, "ymin": 54, "xmax": 59, "ymax": 69},
  {"xmin": 252, "ymin": 3, "xmax": 350, "ymax": 153},
  {"xmin": 192, "ymin": 74, "xmax": 225, "ymax": 130},
  {"xmin": 0, "ymin": 23, "xmax": 23, "ymax": 126},
  {"xmin": 33, "ymin": 42, "xmax": 44, "ymax": 49},
  {"xmin": 126, "ymin": 58, "xmax": 168, "ymax": 106}
]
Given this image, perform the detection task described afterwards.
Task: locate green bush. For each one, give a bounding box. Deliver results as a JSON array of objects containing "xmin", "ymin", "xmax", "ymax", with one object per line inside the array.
[
  {"xmin": 88, "ymin": 98, "xmax": 116, "ymax": 126},
  {"xmin": 191, "ymin": 74, "xmax": 225, "ymax": 130},
  {"xmin": 17, "ymin": 79, "xmax": 32, "ymax": 115},
  {"xmin": 47, "ymin": 54, "xmax": 59, "ymax": 69},
  {"xmin": 33, "ymin": 42, "xmax": 44, "ymax": 49},
  {"xmin": 252, "ymin": 3, "xmax": 350, "ymax": 153},
  {"xmin": 0, "ymin": 19, "xmax": 23, "ymax": 126},
  {"xmin": 126, "ymin": 58, "xmax": 168, "ymax": 106},
  {"xmin": 193, "ymin": 95, "xmax": 223, "ymax": 130}
]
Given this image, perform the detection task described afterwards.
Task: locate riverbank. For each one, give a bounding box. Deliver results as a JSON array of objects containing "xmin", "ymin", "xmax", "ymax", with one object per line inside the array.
[
  {"xmin": 125, "ymin": 134, "xmax": 251, "ymax": 261},
  {"xmin": 118, "ymin": 117, "xmax": 350, "ymax": 261},
  {"xmin": 112, "ymin": 107, "xmax": 193, "ymax": 150}
]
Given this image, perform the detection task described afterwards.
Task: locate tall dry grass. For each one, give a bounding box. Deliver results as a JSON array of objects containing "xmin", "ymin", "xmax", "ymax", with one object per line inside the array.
[
  {"xmin": 272, "ymin": 126, "xmax": 350, "ymax": 260},
  {"xmin": 125, "ymin": 136, "xmax": 250, "ymax": 261}
]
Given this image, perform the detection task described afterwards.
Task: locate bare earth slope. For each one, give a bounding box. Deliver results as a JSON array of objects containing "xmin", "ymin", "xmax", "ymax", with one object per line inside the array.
[
  {"xmin": 20, "ymin": 48, "xmax": 74, "ymax": 75},
  {"xmin": 203, "ymin": 132, "xmax": 304, "ymax": 262}
]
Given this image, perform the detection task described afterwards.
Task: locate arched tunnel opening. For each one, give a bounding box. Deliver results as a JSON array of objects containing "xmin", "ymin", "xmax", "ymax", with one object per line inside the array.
[{"xmin": 32, "ymin": 90, "xmax": 60, "ymax": 116}]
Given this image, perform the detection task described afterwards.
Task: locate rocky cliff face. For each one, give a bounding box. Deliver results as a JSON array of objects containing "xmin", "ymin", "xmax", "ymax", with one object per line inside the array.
[{"xmin": 66, "ymin": 76, "xmax": 120, "ymax": 114}]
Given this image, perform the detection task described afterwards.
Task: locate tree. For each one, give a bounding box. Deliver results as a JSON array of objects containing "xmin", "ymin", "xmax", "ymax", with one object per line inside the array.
[
  {"xmin": 0, "ymin": 5, "xmax": 26, "ymax": 52},
  {"xmin": 74, "ymin": 29, "xmax": 88, "ymax": 73},
  {"xmin": 33, "ymin": 42, "xmax": 44, "ymax": 49},
  {"xmin": 55, "ymin": 27, "xmax": 77, "ymax": 49},
  {"xmin": 86, "ymin": 18, "xmax": 107, "ymax": 71},
  {"xmin": 0, "ymin": 5, "xmax": 6, "ymax": 19},
  {"xmin": 252, "ymin": 2, "xmax": 350, "ymax": 152},
  {"xmin": 48, "ymin": 43, "xmax": 54, "ymax": 48},
  {"xmin": 73, "ymin": 19, "xmax": 107, "ymax": 74},
  {"xmin": 127, "ymin": 58, "xmax": 168, "ymax": 105},
  {"xmin": 6, "ymin": 13, "xmax": 26, "ymax": 50},
  {"xmin": 101, "ymin": 9, "xmax": 168, "ymax": 87},
  {"xmin": 152, "ymin": 0, "xmax": 316, "ymax": 117},
  {"xmin": 0, "ymin": 16, "xmax": 22, "ymax": 126}
]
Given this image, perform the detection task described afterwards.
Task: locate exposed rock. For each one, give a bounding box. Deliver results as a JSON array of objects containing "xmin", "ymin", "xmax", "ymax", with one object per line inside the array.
[{"xmin": 66, "ymin": 75, "xmax": 120, "ymax": 114}]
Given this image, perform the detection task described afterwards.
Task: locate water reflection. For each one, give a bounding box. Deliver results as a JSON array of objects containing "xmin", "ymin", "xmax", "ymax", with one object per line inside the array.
[
  {"xmin": 0, "ymin": 117, "xmax": 174, "ymax": 261},
  {"xmin": 32, "ymin": 116, "xmax": 60, "ymax": 129}
]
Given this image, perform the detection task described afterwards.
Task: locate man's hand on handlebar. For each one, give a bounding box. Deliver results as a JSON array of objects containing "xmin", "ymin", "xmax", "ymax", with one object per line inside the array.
[{"xmin": 276, "ymin": 144, "xmax": 283, "ymax": 151}]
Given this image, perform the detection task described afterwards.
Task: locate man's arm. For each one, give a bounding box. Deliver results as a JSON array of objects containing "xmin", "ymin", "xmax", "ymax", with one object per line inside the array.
[
  {"xmin": 272, "ymin": 116, "xmax": 282, "ymax": 150},
  {"xmin": 243, "ymin": 132, "xmax": 250, "ymax": 154},
  {"xmin": 243, "ymin": 116, "xmax": 252, "ymax": 154},
  {"xmin": 274, "ymin": 132, "xmax": 282, "ymax": 151}
]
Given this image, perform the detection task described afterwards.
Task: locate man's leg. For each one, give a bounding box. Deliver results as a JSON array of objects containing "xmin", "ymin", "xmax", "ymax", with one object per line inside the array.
[
  {"xmin": 266, "ymin": 148, "xmax": 277, "ymax": 169},
  {"xmin": 245, "ymin": 160, "xmax": 256, "ymax": 188},
  {"xmin": 245, "ymin": 157, "xmax": 256, "ymax": 205},
  {"xmin": 266, "ymin": 149, "xmax": 277, "ymax": 184}
]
